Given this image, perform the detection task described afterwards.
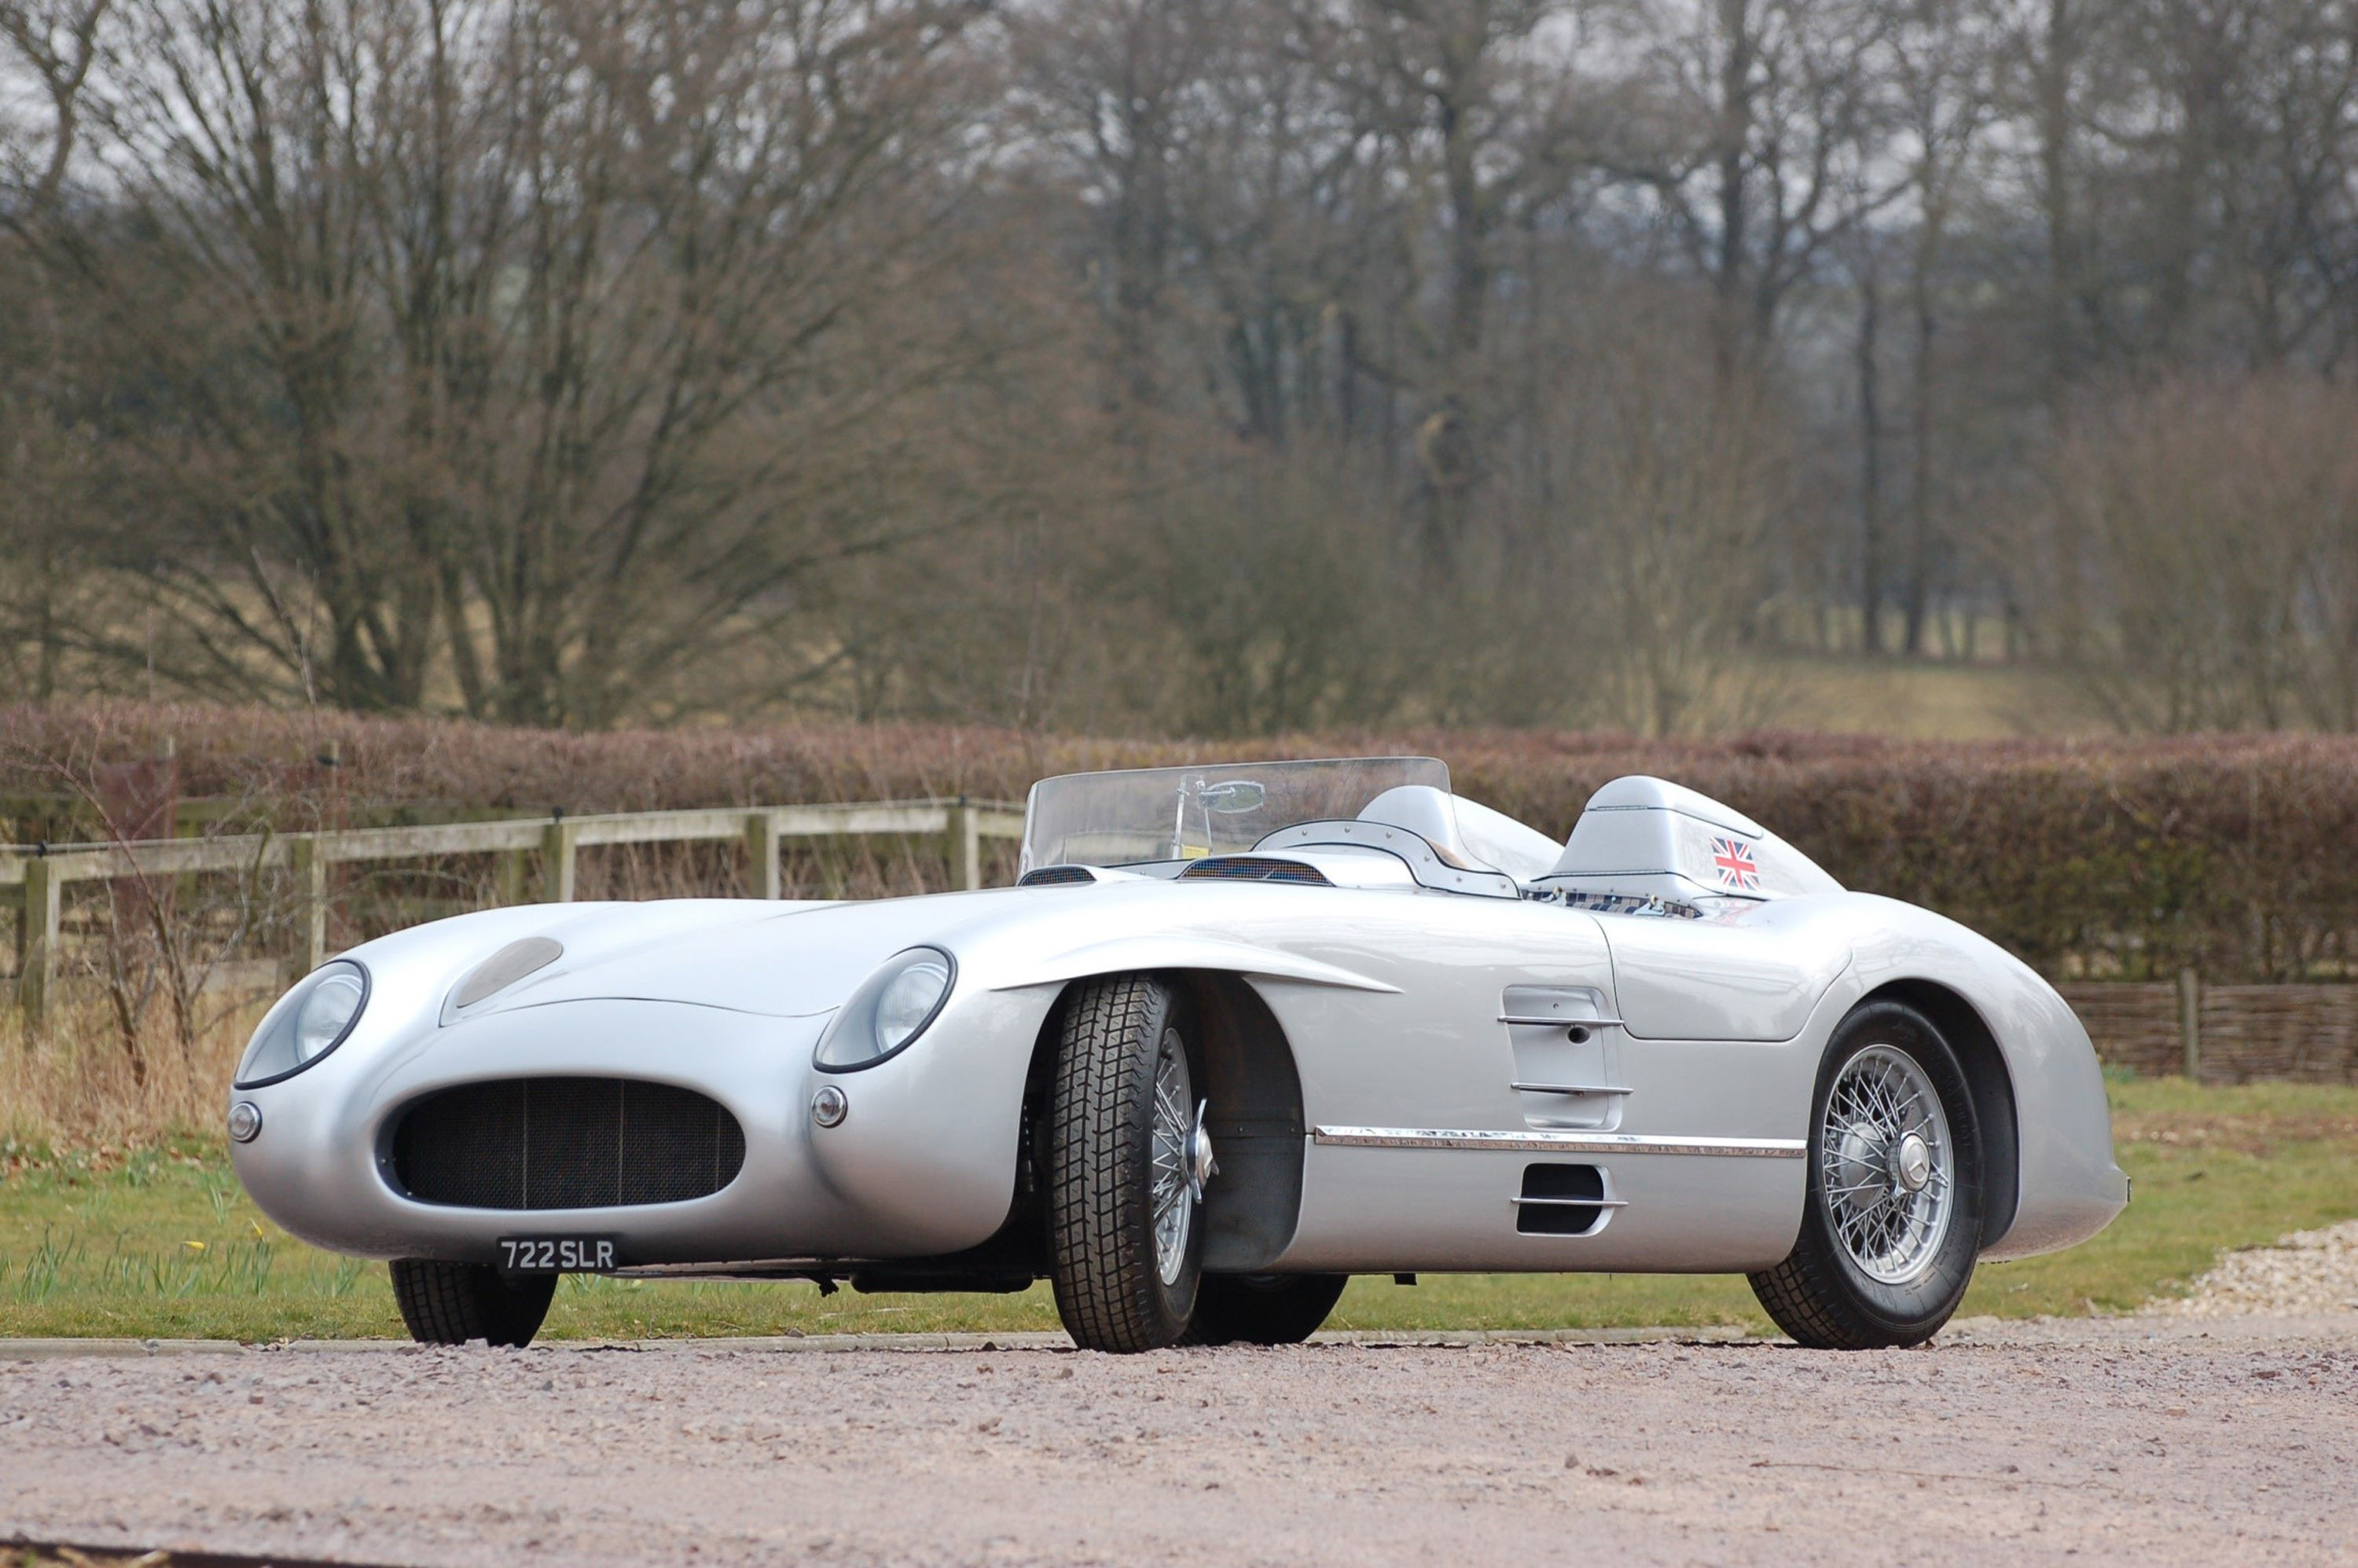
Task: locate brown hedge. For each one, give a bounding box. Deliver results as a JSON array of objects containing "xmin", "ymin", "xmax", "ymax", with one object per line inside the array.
[{"xmin": 6, "ymin": 702, "xmax": 2354, "ymax": 984}]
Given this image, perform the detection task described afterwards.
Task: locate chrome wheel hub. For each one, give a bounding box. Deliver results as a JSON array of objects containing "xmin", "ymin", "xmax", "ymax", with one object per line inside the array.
[
  {"xmin": 1820, "ymin": 1045, "xmax": 1954, "ymax": 1286},
  {"xmin": 1148, "ymin": 1029, "xmax": 1198, "ymax": 1287},
  {"xmin": 1186, "ymin": 1099, "xmax": 1218, "ymax": 1201},
  {"xmin": 1895, "ymin": 1131, "xmax": 1933, "ymax": 1193}
]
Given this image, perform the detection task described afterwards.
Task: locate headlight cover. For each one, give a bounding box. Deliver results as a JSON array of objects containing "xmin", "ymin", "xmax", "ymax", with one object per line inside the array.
[
  {"xmin": 443, "ymin": 936, "xmax": 564, "ymax": 1021},
  {"xmin": 814, "ymin": 947, "xmax": 954, "ymax": 1072},
  {"xmin": 234, "ymin": 960, "xmax": 371, "ymax": 1088}
]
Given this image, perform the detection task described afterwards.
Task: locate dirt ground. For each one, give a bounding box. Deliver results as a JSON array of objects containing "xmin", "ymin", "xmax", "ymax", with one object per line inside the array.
[{"xmin": 3, "ymin": 1311, "xmax": 2354, "ymax": 1568}]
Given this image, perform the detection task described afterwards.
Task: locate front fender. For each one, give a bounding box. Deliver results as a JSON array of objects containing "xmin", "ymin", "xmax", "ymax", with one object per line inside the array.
[{"xmin": 981, "ymin": 935, "xmax": 1398, "ymax": 995}]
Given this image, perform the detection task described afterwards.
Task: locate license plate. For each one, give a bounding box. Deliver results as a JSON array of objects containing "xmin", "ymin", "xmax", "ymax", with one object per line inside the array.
[{"xmin": 498, "ymin": 1236, "xmax": 619, "ymax": 1272}]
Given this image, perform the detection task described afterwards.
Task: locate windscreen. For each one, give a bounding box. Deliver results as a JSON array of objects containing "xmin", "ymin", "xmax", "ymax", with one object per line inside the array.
[{"xmin": 1020, "ymin": 757, "xmax": 1452, "ymax": 872}]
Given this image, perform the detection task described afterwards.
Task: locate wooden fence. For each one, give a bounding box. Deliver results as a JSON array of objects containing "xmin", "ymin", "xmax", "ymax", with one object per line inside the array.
[
  {"xmin": 10, "ymin": 801, "xmax": 2355, "ymax": 1081},
  {"xmin": 2059, "ymin": 979, "xmax": 2358, "ymax": 1085},
  {"xmin": 3, "ymin": 799, "xmax": 1023, "ymax": 1024}
]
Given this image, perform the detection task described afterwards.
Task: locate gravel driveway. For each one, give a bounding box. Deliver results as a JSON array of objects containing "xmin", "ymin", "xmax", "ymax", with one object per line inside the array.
[{"xmin": 5, "ymin": 1311, "xmax": 2354, "ymax": 1568}]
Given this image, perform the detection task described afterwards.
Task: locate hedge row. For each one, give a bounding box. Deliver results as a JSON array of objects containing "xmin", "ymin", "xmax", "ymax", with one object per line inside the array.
[{"xmin": 6, "ymin": 703, "xmax": 2355, "ymax": 984}]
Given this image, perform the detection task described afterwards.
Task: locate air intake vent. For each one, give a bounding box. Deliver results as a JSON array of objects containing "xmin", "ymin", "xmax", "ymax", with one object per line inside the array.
[
  {"xmin": 390, "ymin": 1078, "xmax": 745, "ymax": 1210},
  {"xmin": 1178, "ymin": 857, "xmax": 1331, "ymax": 886},
  {"xmin": 1515, "ymin": 1162, "xmax": 1606, "ymax": 1235},
  {"xmin": 1019, "ymin": 865, "xmax": 1098, "ymax": 887}
]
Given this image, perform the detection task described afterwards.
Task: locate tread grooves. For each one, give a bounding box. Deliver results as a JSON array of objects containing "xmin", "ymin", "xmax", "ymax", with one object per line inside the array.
[
  {"xmin": 1045, "ymin": 975, "xmax": 1195, "ymax": 1352},
  {"xmin": 391, "ymin": 1258, "xmax": 555, "ymax": 1347}
]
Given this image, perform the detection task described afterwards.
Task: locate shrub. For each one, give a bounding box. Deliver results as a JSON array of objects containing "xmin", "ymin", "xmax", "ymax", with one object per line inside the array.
[{"xmin": 5, "ymin": 703, "xmax": 2354, "ymax": 982}]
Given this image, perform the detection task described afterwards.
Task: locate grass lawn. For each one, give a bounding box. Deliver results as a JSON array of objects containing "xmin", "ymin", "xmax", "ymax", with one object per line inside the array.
[
  {"xmin": 1765, "ymin": 652, "xmax": 2098, "ymax": 740},
  {"xmin": 2, "ymin": 1077, "xmax": 2351, "ymax": 1342}
]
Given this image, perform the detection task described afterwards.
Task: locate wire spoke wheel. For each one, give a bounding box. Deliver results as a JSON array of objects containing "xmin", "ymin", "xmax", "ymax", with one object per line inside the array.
[
  {"xmin": 1749, "ymin": 1001, "xmax": 1984, "ymax": 1351},
  {"xmin": 1820, "ymin": 1043, "xmax": 1954, "ymax": 1285},
  {"xmin": 1148, "ymin": 1028, "xmax": 1194, "ymax": 1287}
]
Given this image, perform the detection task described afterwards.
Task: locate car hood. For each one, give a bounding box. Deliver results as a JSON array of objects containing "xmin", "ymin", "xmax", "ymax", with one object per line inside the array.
[
  {"xmin": 352, "ymin": 882, "xmax": 1407, "ymax": 1038},
  {"xmin": 455, "ymin": 896, "xmax": 997, "ymax": 1020}
]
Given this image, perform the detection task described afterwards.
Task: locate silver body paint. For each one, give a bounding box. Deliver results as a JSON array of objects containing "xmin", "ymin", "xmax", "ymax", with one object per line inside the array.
[{"xmin": 231, "ymin": 782, "xmax": 2128, "ymax": 1279}]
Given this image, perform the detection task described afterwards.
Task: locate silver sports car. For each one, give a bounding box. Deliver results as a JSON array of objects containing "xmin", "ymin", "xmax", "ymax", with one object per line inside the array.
[{"xmin": 229, "ymin": 757, "xmax": 2127, "ymax": 1352}]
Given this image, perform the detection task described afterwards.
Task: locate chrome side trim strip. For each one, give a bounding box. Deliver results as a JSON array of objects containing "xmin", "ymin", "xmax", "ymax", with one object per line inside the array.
[
  {"xmin": 1497, "ymin": 1014, "xmax": 1627, "ymax": 1029},
  {"xmin": 1510, "ymin": 1082, "xmax": 1635, "ymax": 1097},
  {"xmin": 1313, "ymin": 1126, "xmax": 1805, "ymax": 1159},
  {"xmin": 1508, "ymin": 1195, "xmax": 1631, "ymax": 1209}
]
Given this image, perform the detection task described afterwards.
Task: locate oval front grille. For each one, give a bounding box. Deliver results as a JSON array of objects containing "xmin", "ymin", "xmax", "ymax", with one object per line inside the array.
[{"xmin": 389, "ymin": 1077, "xmax": 746, "ymax": 1210}]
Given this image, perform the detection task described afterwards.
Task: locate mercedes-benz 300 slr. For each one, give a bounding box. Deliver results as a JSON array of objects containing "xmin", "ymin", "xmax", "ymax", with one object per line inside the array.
[{"xmin": 230, "ymin": 757, "xmax": 2126, "ymax": 1351}]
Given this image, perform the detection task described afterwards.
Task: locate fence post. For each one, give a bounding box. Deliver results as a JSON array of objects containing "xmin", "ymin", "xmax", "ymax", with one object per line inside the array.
[
  {"xmin": 744, "ymin": 811, "xmax": 783, "ymax": 900},
  {"xmin": 948, "ymin": 801, "xmax": 982, "ymax": 892},
  {"xmin": 542, "ymin": 817, "xmax": 579, "ymax": 903},
  {"xmin": 288, "ymin": 835, "xmax": 328, "ymax": 979},
  {"xmin": 2177, "ymin": 967, "xmax": 2202, "ymax": 1081},
  {"xmin": 496, "ymin": 850, "xmax": 527, "ymax": 907},
  {"xmin": 19, "ymin": 855, "xmax": 60, "ymax": 1026}
]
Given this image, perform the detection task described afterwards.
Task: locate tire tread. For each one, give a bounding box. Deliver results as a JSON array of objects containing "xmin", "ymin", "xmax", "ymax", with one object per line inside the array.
[
  {"xmin": 1185, "ymin": 1273, "xmax": 1347, "ymax": 1346},
  {"xmin": 390, "ymin": 1258, "xmax": 553, "ymax": 1347},
  {"xmin": 1046, "ymin": 975, "xmax": 1188, "ymax": 1353}
]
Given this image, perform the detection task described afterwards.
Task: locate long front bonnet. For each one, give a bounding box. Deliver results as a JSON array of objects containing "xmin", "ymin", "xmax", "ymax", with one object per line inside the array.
[{"xmin": 226, "ymin": 890, "xmax": 1100, "ymax": 1265}]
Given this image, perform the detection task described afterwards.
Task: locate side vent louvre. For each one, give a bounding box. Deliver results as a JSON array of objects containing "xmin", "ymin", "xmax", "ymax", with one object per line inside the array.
[
  {"xmin": 1515, "ymin": 1162, "xmax": 1607, "ymax": 1236},
  {"xmin": 1178, "ymin": 857, "xmax": 1331, "ymax": 887}
]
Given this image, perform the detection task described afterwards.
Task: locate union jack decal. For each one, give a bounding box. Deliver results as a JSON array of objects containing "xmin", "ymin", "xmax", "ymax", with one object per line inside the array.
[{"xmin": 1709, "ymin": 835, "xmax": 1760, "ymax": 891}]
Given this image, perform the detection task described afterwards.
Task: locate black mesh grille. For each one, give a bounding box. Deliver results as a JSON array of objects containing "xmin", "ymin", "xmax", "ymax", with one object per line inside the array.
[
  {"xmin": 1178, "ymin": 857, "xmax": 1331, "ymax": 886},
  {"xmin": 1019, "ymin": 865, "xmax": 1097, "ymax": 887},
  {"xmin": 390, "ymin": 1077, "xmax": 745, "ymax": 1210}
]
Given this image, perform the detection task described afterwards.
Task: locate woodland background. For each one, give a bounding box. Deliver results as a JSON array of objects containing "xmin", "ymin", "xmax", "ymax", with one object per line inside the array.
[{"xmin": 6, "ymin": 0, "xmax": 2358, "ymax": 740}]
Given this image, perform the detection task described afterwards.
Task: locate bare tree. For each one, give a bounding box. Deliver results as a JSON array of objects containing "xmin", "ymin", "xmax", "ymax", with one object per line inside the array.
[
  {"xmin": 0, "ymin": 0, "xmax": 111, "ymax": 697},
  {"xmin": 1606, "ymin": 0, "xmax": 1888, "ymax": 374},
  {"xmin": 2059, "ymin": 376, "xmax": 2358, "ymax": 731},
  {"xmin": 1527, "ymin": 293, "xmax": 1785, "ymax": 734},
  {"xmin": 1009, "ymin": 0, "xmax": 1220, "ymax": 449},
  {"xmin": 38, "ymin": 0, "xmax": 994, "ymax": 725},
  {"xmin": 1884, "ymin": 0, "xmax": 1998, "ymax": 654},
  {"xmin": 437, "ymin": 0, "xmax": 997, "ymax": 726},
  {"xmin": 10, "ymin": 0, "xmax": 2358, "ymax": 738},
  {"xmin": 1317, "ymin": 0, "xmax": 1591, "ymax": 567}
]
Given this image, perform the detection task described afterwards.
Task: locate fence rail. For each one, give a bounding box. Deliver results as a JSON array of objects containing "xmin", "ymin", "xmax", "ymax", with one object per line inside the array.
[
  {"xmin": 15, "ymin": 804, "xmax": 2357, "ymax": 1081},
  {"xmin": 5, "ymin": 799, "xmax": 1024, "ymax": 1023},
  {"xmin": 2059, "ymin": 979, "xmax": 2358, "ymax": 1085}
]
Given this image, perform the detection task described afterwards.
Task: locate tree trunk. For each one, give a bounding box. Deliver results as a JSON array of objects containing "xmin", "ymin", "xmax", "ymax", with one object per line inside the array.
[
  {"xmin": 1904, "ymin": 233, "xmax": 1938, "ymax": 658},
  {"xmin": 1857, "ymin": 255, "xmax": 1886, "ymax": 656}
]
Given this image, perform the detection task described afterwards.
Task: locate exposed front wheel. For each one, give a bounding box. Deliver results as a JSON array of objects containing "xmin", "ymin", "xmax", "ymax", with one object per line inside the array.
[
  {"xmin": 390, "ymin": 1258, "xmax": 556, "ymax": 1347},
  {"xmin": 1747, "ymin": 1001, "xmax": 1984, "ymax": 1350},
  {"xmin": 1186, "ymin": 1273, "xmax": 1348, "ymax": 1346},
  {"xmin": 1045, "ymin": 975, "xmax": 1207, "ymax": 1353}
]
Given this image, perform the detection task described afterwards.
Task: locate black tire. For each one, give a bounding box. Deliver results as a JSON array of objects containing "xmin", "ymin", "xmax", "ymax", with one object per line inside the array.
[
  {"xmin": 1045, "ymin": 975, "xmax": 1203, "ymax": 1353},
  {"xmin": 1748, "ymin": 1001, "xmax": 1985, "ymax": 1350},
  {"xmin": 1186, "ymin": 1273, "xmax": 1348, "ymax": 1346},
  {"xmin": 390, "ymin": 1259, "xmax": 557, "ymax": 1347}
]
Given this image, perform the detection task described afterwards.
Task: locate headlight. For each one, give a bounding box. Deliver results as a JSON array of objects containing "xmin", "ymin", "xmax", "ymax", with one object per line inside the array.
[
  {"xmin": 234, "ymin": 960, "xmax": 371, "ymax": 1088},
  {"xmin": 814, "ymin": 947, "xmax": 954, "ymax": 1072}
]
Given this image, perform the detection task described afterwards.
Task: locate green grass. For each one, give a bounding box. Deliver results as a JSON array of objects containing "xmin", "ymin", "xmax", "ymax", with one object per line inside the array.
[
  {"xmin": 2, "ymin": 1078, "xmax": 2352, "ymax": 1342},
  {"xmin": 1764, "ymin": 652, "xmax": 2099, "ymax": 740}
]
